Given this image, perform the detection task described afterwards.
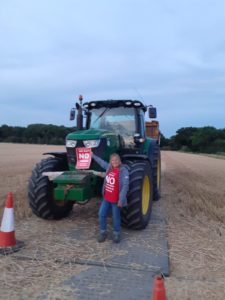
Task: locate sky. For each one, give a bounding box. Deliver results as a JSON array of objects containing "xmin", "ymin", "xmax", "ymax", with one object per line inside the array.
[{"xmin": 0, "ymin": 0, "xmax": 225, "ymax": 137}]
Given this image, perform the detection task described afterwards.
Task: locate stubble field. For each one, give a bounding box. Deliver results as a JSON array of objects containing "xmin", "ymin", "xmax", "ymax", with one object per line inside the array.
[{"xmin": 0, "ymin": 143, "xmax": 225, "ymax": 299}]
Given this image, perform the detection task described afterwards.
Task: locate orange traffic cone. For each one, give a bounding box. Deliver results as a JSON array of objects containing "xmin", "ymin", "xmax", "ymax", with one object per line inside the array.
[
  {"xmin": 152, "ymin": 275, "xmax": 166, "ymax": 300},
  {"xmin": 0, "ymin": 192, "xmax": 16, "ymax": 248}
]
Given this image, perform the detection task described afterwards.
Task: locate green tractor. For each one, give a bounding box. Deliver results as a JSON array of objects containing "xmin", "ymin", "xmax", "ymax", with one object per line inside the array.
[{"xmin": 28, "ymin": 96, "xmax": 161, "ymax": 229}]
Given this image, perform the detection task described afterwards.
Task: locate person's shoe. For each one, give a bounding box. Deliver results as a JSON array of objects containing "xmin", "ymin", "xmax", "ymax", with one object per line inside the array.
[
  {"xmin": 97, "ymin": 232, "xmax": 107, "ymax": 243},
  {"xmin": 112, "ymin": 232, "xmax": 121, "ymax": 243}
]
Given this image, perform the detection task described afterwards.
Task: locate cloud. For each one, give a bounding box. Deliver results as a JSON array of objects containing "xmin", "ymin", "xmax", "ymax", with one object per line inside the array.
[{"xmin": 0, "ymin": 0, "xmax": 225, "ymax": 137}]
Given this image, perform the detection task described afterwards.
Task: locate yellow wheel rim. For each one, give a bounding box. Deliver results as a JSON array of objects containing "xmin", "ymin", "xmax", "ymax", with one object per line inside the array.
[
  {"xmin": 142, "ymin": 175, "xmax": 150, "ymax": 215},
  {"xmin": 157, "ymin": 159, "xmax": 161, "ymax": 189}
]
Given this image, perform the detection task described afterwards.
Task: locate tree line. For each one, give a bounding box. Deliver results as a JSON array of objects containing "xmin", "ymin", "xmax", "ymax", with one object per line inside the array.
[
  {"xmin": 1, "ymin": 124, "xmax": 224, "ymax": 154},
  {"xmin": 0, "ymin": 124, "xmax": 75, "ymax": 145},
  {"xmin": 161, "ymin": 126, "xmax": 225, "ymax": 154}
]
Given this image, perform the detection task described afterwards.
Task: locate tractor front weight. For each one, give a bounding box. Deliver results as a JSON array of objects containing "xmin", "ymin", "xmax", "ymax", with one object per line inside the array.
[{"xmin": 53, "ymin": 171, "xmax": 97, "ymax": 203}]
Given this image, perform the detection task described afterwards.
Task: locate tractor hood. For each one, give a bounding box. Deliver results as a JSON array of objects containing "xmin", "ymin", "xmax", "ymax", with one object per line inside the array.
[
  {"xmin": 66, "ymin": 128, "xmax": 120, "ymax": 169},
  {"xmin": 66, "ymin": 128, "xmax": 113, "ymax": 140}
]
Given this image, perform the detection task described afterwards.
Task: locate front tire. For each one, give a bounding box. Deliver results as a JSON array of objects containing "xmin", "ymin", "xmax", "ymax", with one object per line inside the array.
[
  {"xmin": 122, "ymin": 161, "xmax": 153, "ymax": 229},
  {"xmin": 28, "ymin": 157, "xmax": 74, "ymax": 220}
]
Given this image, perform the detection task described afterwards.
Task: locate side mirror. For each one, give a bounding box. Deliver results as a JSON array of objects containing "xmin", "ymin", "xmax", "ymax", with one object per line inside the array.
[
  {"xmin": 70, "ymin": 108, "xmax": 76, "ymax": 120},
  {"xmin": 148, "ymin": 106, "xmax": 157, "ymax": 118}
]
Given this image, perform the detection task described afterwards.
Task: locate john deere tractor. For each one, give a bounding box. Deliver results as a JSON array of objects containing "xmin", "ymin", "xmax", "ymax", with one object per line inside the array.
[{"xmin": 28, "ymin": 96, "xmax": 161, "ymax": 229}]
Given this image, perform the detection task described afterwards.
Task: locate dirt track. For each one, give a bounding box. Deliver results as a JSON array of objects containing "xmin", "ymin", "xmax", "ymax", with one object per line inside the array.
[{"xmin": 0, "ymin": 144, "xmax": 225, "ymax": 299}]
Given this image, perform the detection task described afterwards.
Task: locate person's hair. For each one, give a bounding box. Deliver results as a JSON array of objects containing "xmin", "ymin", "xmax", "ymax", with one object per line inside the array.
[{"xmin": 110, "ymin": 153, "xmax": 121, "ymax": 164}]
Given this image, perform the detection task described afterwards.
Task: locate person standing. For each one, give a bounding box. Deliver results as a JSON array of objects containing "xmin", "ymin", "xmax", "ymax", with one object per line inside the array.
[{"xmin": 92, "ymin": 153, "xmax": 129, "ymax": 243}]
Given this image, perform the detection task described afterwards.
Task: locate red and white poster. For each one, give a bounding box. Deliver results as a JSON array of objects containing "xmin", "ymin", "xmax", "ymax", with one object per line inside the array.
[{"xmin": 76, "ymin": 147, "xmax": 92, "ymax": 169}]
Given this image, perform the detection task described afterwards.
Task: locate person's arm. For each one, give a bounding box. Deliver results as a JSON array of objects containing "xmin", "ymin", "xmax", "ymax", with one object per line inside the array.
[
  {"xmin": 92, "ymin": 153, "xmax": 109, "ymax": 170},
  {"xmin": 118, "ymin": 167, "xmax": 129, "ymax": 207}
]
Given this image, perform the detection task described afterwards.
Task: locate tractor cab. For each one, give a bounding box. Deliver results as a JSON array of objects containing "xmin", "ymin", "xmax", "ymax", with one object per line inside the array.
[{"xmin": 69, "ymin": 97, "xmax": 157, "ymax": 154}]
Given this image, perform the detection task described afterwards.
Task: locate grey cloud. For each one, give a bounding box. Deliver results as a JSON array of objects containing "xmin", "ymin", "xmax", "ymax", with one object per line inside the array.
[{"xmin": 1, "ymin": 0, "xmax": 225, "ymax": 137}]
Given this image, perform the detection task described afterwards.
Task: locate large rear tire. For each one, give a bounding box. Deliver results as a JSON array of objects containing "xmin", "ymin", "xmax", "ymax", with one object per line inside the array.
[
  {"xmin": 153, "ymin": 145, "xmax": 161, "ymax": 201},
  {"xmin": 28, "ymin": 157, "xmax": 74, "ymax": 220},
  {"xmin": 122, "ymin": 161, "xmax": 153, "ymax": 229}
]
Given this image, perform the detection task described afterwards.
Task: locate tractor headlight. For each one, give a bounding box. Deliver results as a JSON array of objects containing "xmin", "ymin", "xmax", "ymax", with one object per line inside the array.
[
  {"xmin": 83, "ymin": 139, "xmax": 100, "ymax": 148},
  {"xmin": 66, "ymin": 140, "xmax": 77, "ymax": 148},
  {"xmin": 133, "ymin": 101, "xmax": 141, "ymax": 106}
]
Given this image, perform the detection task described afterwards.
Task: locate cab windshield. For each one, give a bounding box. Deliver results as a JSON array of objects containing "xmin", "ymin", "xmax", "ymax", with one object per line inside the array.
[{"xmin": 88, "ymin": 107, "xmax": 136, "ymax": 147}]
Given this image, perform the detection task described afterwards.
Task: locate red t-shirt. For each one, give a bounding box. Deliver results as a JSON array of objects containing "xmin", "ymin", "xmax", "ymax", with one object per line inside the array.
[{"xmin": 104, "ymin": 168, "xmax": 120, "ymax": 203}]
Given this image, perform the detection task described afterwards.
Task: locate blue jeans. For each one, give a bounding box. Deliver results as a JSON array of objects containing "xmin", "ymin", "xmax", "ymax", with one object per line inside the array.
[{"xmin": 98, "ymin": 199, "xmax": 121, "ymax": 233}]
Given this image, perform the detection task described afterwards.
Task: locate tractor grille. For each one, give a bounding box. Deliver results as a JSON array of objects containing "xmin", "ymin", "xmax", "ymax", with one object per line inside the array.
[{"xmin": 66, "ymin": 138, "xmax": 107, "ymax": 169}]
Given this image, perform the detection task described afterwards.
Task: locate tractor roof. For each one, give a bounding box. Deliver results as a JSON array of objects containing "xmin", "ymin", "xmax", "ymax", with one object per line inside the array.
[{"xmin": 83, "ymin": 100, "xmax": 147, "ymax": 112}]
